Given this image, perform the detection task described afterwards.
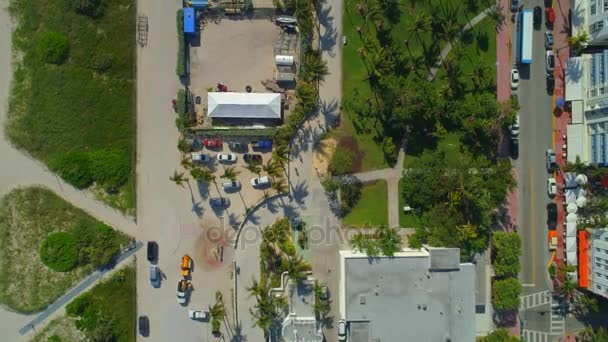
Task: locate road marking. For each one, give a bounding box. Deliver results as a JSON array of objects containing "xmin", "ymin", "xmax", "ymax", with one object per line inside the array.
[
  {"xmin": 530, "ymin": 169, "xmax": 537, "ymax": 284},
  {"xmin": 520, "ymin": 290, "xmax": 551, "ymax": 310},
  {"xmin": 547, "ymin": 251, "xmax": 556, "ymax": 269},
  {"xmin": 522, "ymin": 283, "xmax": 536, "ymax": 287}
]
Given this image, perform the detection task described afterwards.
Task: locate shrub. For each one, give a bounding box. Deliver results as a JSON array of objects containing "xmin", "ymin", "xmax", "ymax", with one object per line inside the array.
[
  {"xmin": 176, "ymin": 10, "xmax": 187, "ymax": 77},
  {"xmin": 89, "ymin": 149, "xmax": 131, "ymax": 192},
  {"xmin": 329, "ymin": 146, "xmax": 355, "ymax": 175},
  {"xmin": 88, "ymin": 53, "xmax": 113, "ymax": 72},
  {"xmin": 339, "ymin": 175, "xmax": 362, "ymax": 214},
  {"xmin": 73, "ymin": 0, "xmax": 104, "ymax": 18},
  {"xmin": 51, "ymin": 150, "xmax": 94, "ymax": 189},
  {"xmin": 493, "ymin": 278, "xmax": 522, "ymax": 310},
  {"xmin": 72, "ymin": 222, "xmax": 122, "ymax": 267},
  {"xmin": 491, "ymin": 232, "xmax": 521, "ymax": 277},
  {"xmin": 176, "ymin": 89, "xmax": 187, "ymax": 116},
  {"xmin": 47, "ymin": 335, "xmax": 62, "ymax": 342},
  {"xmin": 211, "ymin": 318, "xmax": 221, "ymax": 333},
  {"xmin": 40, "ymin": 232, "xmax": 78, "ymax": 272},
  {"xmin": 37, "ymin": 32, "xmax": 69, "ymax": 65}
]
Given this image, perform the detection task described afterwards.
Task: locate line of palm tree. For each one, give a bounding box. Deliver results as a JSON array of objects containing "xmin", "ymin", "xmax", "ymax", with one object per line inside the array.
[
  {"xmin": 169, "ymin": 170, "xmax": 188, "ymax": 188},
  {"xmin": 271, "ymin": 177, "xmax": 288, "ymax": 194},
  {"xmin": 180, "ymin": 155, "xmax": 194, "ymax": 170},
  {"xmin": 486, "ymin": 5, "xmax": 505, "ymax": 32},
  {"xmin": 243, "ymin": 161, "xmax": 262, "ymax": 176},
  {"xmin": 470, "ymin": 62, "xmax": 490, "ymax": 92},
  {"xmin": 302, "ymin": 50, "xmax": 329, "ymax": 88},
  {"xmin": 407, "ymin": 11, "xmax": 431, "ymax": 49}
]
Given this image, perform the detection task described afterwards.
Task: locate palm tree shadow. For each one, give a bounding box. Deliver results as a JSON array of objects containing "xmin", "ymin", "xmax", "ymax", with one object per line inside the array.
[
  {"xmin": 265, "ymin": 195, "xmax": 280, "ymax": 213},
  {"xmin": 292, "ymin": 181, "xmax": 309, "ymax": 207},
  {"xmin": 227, "ymin": 212, "xmax": 241, "ymax": 229}
]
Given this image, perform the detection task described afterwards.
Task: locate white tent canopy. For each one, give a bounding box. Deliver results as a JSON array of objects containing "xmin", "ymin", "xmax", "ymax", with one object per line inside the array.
[
  {"xmin": 567, "ymin": 213, "xmax": 578, "ymax": 222},
  {"xmin": 207, "ymin": 92, "xmax": 281, "ymax": 119},
  {"xmin": 567, "ymin": 222, "xmax": 577, "ymax": 236},
  {"xmin": 566, "ymin": 236, "xmax": 577, "ymax": 252},
  {"xmin": 577, "ymin": 195, "xmax": 587, "ymax": 207},
  {"xmin": 576, "ymin": 174, "xmax": 588, "ymax": 185},
  {"xmin": 567, "ymin": 202, "xmax": 578, "ymax": 213}
]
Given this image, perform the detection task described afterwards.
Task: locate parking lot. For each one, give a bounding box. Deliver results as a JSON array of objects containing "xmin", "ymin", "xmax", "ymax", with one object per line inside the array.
[{"xmin": 189, "ymin": 18, "xmax": 280, "ymax": 106}]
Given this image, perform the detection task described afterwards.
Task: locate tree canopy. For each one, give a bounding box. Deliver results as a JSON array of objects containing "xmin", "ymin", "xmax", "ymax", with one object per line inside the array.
[
  {"xmin": 492, "ymin": 278, "xmax": 522, "ymax": 311},
  {"xmin": 491, "ymin": 232, "xmax": 522, "ymax": 277}
]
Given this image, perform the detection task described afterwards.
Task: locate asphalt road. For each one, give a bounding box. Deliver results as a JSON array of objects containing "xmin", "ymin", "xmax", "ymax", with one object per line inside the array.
[{"xmin": 513, "ymin": 0, "xmax": 556, "ymax": 333}]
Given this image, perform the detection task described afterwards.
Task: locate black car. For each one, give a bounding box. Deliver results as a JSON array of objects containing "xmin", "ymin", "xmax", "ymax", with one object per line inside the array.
[
  {"xmin": 244, "ymin": 153, "xmax": 262, "ymax": 164},
  {"xmin": 533, "ymin": 6, "xmax": 542, "ymax": 29},
  {"xmin": 147, "ymin": 241, "xmax": 158, "ymax": 263},
  {"xmin": 546, "ymin": 74, "xmax": 555, "ymax": 93},
  {"xmin": 511, "ymin": 0, "xmax": 519, "ymax": 13},
  {"xmin": 510, "ymin": 138, "xmax": 519, "ymax": 159},
  {"xmin": 139, "ymin": 315, "xmax": 149, "ymax": 336},
  {"xmin": 547, "ymin": 203, "xmax": 557, "ymax": 229}
]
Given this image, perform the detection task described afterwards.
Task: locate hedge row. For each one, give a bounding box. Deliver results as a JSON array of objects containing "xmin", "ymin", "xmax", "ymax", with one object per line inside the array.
[
  {"xmin": 176, "ymin": 9, "xmax": 186, "ymax": 77},
  {"xmin": 193, "ymin": 128, "xmax": 276, "ymax": 138}
]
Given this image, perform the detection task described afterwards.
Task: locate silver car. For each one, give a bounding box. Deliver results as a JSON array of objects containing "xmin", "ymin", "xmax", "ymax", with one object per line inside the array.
[
  {"xmin": 544, "ymin": 30, "xmax": 553, "ymax": 50},
  {"xmin": 546, "ymin": 149, "xmax": 557, "ymax": 172},
  {"xmin": 222, "ymin": 180, "xmax": 241, "ymax": 191},
  {"xmin": 150, "ymin": 265, "xmax": 160, "ymax": 288}
]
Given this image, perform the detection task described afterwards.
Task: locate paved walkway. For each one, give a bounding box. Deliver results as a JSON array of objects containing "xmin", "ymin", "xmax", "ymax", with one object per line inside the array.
[{"xmin": 427, "ymin": 7, "xmax": 493, "ymax": 81}]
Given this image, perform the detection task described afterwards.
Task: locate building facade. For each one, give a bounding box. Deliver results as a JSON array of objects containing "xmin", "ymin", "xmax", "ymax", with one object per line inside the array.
[
  {"xmin": 589, "ymin": 228, "xmax": 608, "ymax": 298},
  {"xmin": 574, "ymin": 0, "xmax": 608, "ymax": 45}
]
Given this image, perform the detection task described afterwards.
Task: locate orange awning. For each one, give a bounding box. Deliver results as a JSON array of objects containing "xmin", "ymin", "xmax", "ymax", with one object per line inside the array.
[{"xmin": 578, "ymin": 231, "xmax": 589, "ymax": 288}]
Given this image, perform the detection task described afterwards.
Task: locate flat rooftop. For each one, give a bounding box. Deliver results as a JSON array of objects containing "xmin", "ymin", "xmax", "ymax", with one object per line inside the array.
[{"xmin": 340, "ymin": 248, "xmax": 475, "ymax": 342}]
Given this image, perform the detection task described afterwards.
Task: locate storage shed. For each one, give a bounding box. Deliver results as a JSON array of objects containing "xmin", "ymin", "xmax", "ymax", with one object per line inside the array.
[{"xmin": 207, "ymin": 92, "xmax": 282, "ymax": 120}]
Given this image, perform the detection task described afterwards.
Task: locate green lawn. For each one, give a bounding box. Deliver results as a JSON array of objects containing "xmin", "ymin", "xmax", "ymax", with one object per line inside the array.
[
  {"xmin": 343, "ymin": 180, "xmax": 388, "ymax": 228},
  {"xmin": 0, "ymin": 187, "xmax": 131, "ymax": 313},
  {"xmin": 398, "ymin": 178, "xmax": 423, "ymax": 228},
  {"xmin": 7, "ymin": 0, "xmax": 136, "ymax": 214},
  {"xmin": 403, "ymin": 132, "xmax": 463, "ymax": 169}
]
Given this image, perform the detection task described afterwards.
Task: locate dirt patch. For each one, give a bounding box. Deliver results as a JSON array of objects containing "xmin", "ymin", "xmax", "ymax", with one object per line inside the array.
[
  {"xmin": 337, "ymin": 136, "xmax": 364, "ymax": 173},
  {"xmin": 313, "ymin": 137, "xmax": 336, "ymax": 174}
]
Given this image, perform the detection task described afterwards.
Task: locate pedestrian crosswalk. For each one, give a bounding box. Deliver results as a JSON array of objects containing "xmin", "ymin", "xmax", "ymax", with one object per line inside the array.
[
  {"xmin": 520, "ymin": 290, "xmax": 551, "ymax": 310},
  {"xmin": 550, "ymin": 301, "xmax": 566, "ymax": 335},
  {"xmin": 522, "ymin": 330, "xmax": 552, "ymax": 342}
]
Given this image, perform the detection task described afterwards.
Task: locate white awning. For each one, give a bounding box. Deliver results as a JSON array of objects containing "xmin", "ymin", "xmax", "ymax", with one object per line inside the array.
[
  {"xmin": 207, "ymin": 92, "xmax": 281, "ymax": 119},
  {"xmin": 567, "ymin": 213, "xmax": 578, "ymax": 222},
  {"xmin": 571, "ymin": 100, "xmax": 583, "ymax": 124},
  {"xmin": 567, "ymin": 124, "xmax": 585, "ymax": 163},
  {"xmin": 565, "ymin": 57, "xmax": 583, "ymax": 101},
  {"xmin": 567, "ymin": 251, "xmax": 578, "ymax": 266},
  {"xmin": 566, "ymin": 236, "xmax": 577, "ymax": 252},
  {"xmin": 567, "ymin": 202, "xmax": 578, "ymax": 214}
]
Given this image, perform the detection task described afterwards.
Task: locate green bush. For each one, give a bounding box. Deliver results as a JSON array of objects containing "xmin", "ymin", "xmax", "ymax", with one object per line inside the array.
[
  {"xmin": 491, "ymin": 232, "xmax": 521, "ymax": 277},
  {"xmin": 176, "ymin": 10, "xmax": 187, "ymax": 77},
  {"xmin": 329, "ymin": 146, "xmax": 355, "ymax": 175},
  {"xmin": 211, "ymin": 318, "xmax": 221, "ymax": 333},
  {"xmin": 72, "ymin": 222, "xmax": 122, "ymax": 267},
  {"xmin": 51, "ymin": 150, "xmax": 94, "ymax": 189},
  {"xmin": 47, "ymin": 335, "xmax": 62, "ymax": 342},
  {"xmin": 176, "ymin": 89, "xmax": 187, "ymax": 116},
  {"xmin": 339, "ymin": 175, "xmax": 362, "ymax": 213},
  {"xmin": 492, "ymin": 277, "xmax": 522, "ymax": 310},
  {"xmin": 73, "ymin": 0, "xmax": 104, "ymax": 18},
  {"xmin": 40, "ymin": 232, "xmax": 78, "ymax": 272},
  {"xmin": 88, "ymin": 52, "xmax": 113, "ymax": 72},
  {"xmin": 89, "ymin": 149, "xmax": 131, "ymax": 192},
  {"xmin": 37, "ymin": 31, "xmax": 69, "ymax": 65}
]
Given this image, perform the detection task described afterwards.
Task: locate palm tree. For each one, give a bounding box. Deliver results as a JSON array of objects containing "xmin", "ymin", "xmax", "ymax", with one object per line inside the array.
[
  {"xmin": 221, "ymin": 166, "xmax": 240, "ymax": 182},
  {"xmin": 263, "ymin": 160, "xmax": 281, "ymax": 179},
  {"xmin": 470, "ymin": 62, "xmax": 490, "ymax": 92},
  {"xmin": 563, "ymin": 155, "xmax": 587, "ymax": 174},
  {"xmin": 366, "ymin": 46, "xmax": 395, "ymax": 80},
  {"xmin": 180, "ymin": 155, "xmax": 194, "ymax": 170},
  {"xmin": 407, "ymin": 12, "xmax": 431, "ymax": 48},
  {"xmin": 169, "ymin": 170, "xmax": 188, "ymax": 188},
  {"xmin": 557, "ymin": 275, "xmax": 577, "ymax": 301},
  {"xmin": 272, "ymin": 145, "xmax": 291, "ymax": 170},
  {"xmin": 177, "ymin": 138, "xmax": 191, "ymax": 153},
  {"xmin": 271, "ymin": 177, "xmax": 288, "ymax": 194},
  {"xmin": 244, "ymin": 161, "xmax": 262, "ymax": 176},
  {"xmin": 486, "ymin": 5, "xmax": 504, "ymax": 31},
  {"xmin": 568, "ymin": 31, "xmax": 589, "ymax": 55},
  {"xmin": 572, "ymin": 294, "xmax": 599, "ymax": 317},
  {"xmin": 302, "ymin": 50, "xmax": 329, "ymax": 87},
  {"xmin": 286, "ymin": 256, "xmax": 311, "ymax": 282},
  {"xmin": 407, "ymin": 54, "xmax": 427, "ymax": 77}
]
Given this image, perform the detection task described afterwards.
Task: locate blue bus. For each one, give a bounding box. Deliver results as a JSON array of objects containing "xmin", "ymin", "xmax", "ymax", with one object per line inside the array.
[{"xmin": 517, "ymin": 10, "xmax": 533, "ymax": 64}]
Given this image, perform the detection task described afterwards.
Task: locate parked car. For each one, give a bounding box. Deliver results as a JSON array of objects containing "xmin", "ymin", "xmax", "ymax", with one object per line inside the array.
[
  {"xmin": 252, "ymin": 140, "xmax": 273, "ymax": 149},
  {"xmin": 139, "ymin": 316, "xmax": 149, "ymax": 336},
  {"xmin": 510, "ymin": 69, "xmax": 519, "ymax": 90},
  {"xmin": 275, "ymin": 15, "xmax": 297, "ymax": 25},
  {"xmin": 222, "ymin": 180, "xmax": 241, "ymax": 191},
  {"xmin": 147, "ymin": 241, "xmax": 158, "ymax": 263},
  {"xmin": 229, "ymin": 142, "xmax": 245, "ymax": 150},
  {"xmin": 547, "ymin": 73, "xmax": 555, "ymax": 92},
  {"xmin": 546, "ymin": 7, "xmax": 555, "ymax": 27},
  {"xmin": 547, "ymin": 177, "xmax": 557, "ymax": 197},
  {"xmin": 244, "ymin": 153, "xmax": 262, "ymax": 164},
  {"xmin": 251, "ymin": 176, "xmax": 271, "ymax": 187},
  {"xmin": 511, "ymin": 0, "xmax": 519, "ymax": 13},
  {"xmin": 510, "ymin": 138, "xmax": 519, "ymax": 159},
  {"xmin": 533, "ymin": 6, "xmax": 542, "ymax": 29},
  {"xmin": 547, "ymin": 203, "xmax": 558, "ymax": 229},
  {"xmin": 189, "ymin": 310, "xmax": 209, "ymax": 320},
  {"xmin": 548, "ymin": 230, "xmax": 558, "ymax": 251},
  {"xmin": 546, "ymin": 148, "xmax": 557, "ymax": 172},
  {"xmin": 191, "ymin": 152, "xmax": 211, "ymax": 163},
  {"xmin": 338, "ymin": 320, "xmax": 347, "ymax": 341},
  {"xmin": 177, "ymin": 279, "xmax": 190, "ymax": 304},
  {"xmin": 544, "ymin": 30, "xmax": 554, "ymax": 50},
  {"xmin": 510, "ymin": 115, "xmax": 520, "ymax": 137},
  {"xmin": 203, "ymin": 139, "xmax": 223, "ymax": 148},
  {"xmin": 181, "ymin": 255, "xmax": 192, "ymax": 278},
  {"xmin": 283, "ymin": 24, "xmax": 296, "ymax": 33},
  {"xmin": 150, "ymin": 265, "xmax": 160, "ymax": 288},
  {"xmin": 210, "ymin": 197, "xmax": 230, "ymax": 207},
  {"xmin": 218, "ymin": 153, "xmax": 237, "ymax": 162},
  {"xmin": 546, "ymin": 50, "xmax": 555, "ymax": 75}
]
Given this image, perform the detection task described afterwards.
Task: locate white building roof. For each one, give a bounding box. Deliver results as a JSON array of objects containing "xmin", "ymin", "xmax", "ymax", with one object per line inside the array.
[
  {"xmin": 566, "ymin": 57, "xmax": 584, "ymax": 101},
  {"xmin": 207, "ymin": 92, "xmax": 281, "ymax": 119},
  {"xmin": 567, "ymin": 124, "xmax": 585, "ymax": 163}
]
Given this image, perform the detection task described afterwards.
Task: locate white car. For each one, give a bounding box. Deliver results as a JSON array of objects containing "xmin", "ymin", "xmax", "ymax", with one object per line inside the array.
[
  {"xmin": 544, "ymin": 30, "xmax": 554, "ymax": 50},
  {"xmin": 547, "ymin": 177, "xmax": 557, "ymax": 197},
  {"xmin": 189, "ymin": 310, "xmax": 209, "ymax": 320},
  {"xmin": 510, "ymin": 69, "xmax": 519, "ymax": 90},
  {"xmin": 218, "ymin": 153, "xmax": 237, "ymax": 163},
  {"xmin": 338, "ymin": 320, "xmax": 347, "ymax": 341},
  {"xmin": 546, "ymin": 50, "xmax": 555, "ymax": 75},
  {"xmin": 190, "ymin": 152, "xmax": 211, "ymax": 163},
  {"xmin": 222, "ymin": 180, "xmax": 241, "ymax": 191},
  {"xmin": 251, "ymin": 176, "xmax": 271, "ymax": 187},
  {"xmin": 510, "ymin": 115, "xmax": 520, "ymax": 137},
  {"xmin": 546, "ymin": 148, "xmax": 557, "ymax": 172}
]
